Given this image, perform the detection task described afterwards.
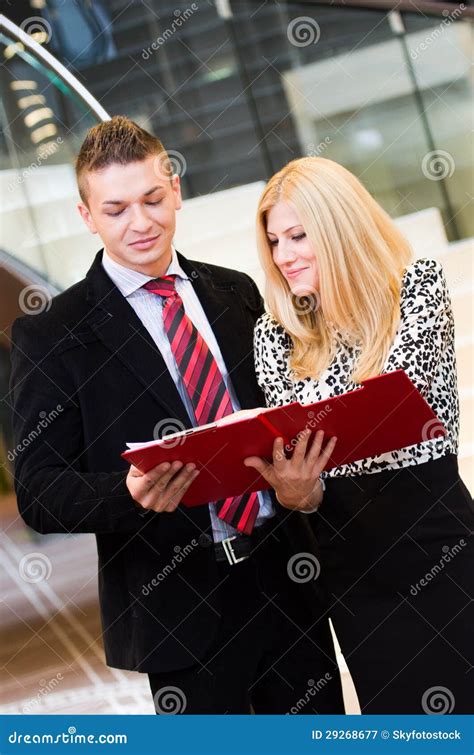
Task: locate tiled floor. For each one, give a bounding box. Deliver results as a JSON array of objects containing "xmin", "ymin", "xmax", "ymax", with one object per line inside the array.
[{"xmin": 1, "ymin": 492, "xmax": 359, "ymax": 715}]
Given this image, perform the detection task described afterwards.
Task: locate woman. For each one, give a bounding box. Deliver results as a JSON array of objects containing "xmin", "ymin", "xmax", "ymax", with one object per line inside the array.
[{"xmin": 244, "ymin": 157, "xmax": 473, "ymax": 714}]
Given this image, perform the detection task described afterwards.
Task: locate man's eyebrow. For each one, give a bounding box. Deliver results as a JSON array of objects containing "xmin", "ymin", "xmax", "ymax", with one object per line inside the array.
[
  {"xmin": 102, "ymin": 185, "xmax": 165, "ymax": 205},
  {"xmin": 267, "ymin": 224, "xmax": 301, "ymax": 235},
  {"xmin": 144, "ymin": 185, "xmax": 164, "ymax": 196}
]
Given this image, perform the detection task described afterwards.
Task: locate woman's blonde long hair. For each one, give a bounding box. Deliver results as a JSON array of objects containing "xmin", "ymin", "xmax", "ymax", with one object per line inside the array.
[{"xmin": 256, "ymin": 157, "xmax": 413, "ymax": 383}]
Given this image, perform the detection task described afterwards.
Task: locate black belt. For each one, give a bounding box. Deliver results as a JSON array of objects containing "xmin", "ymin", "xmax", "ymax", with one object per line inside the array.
[{"xmin": 214, "ymin": 517, "xmax": 276, "ymax": 566}]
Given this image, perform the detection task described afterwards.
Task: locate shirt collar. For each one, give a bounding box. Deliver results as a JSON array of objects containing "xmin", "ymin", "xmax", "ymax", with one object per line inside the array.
[{"xmin": 101, "ymin": 245, "xmax": 190, "ymax": 297}]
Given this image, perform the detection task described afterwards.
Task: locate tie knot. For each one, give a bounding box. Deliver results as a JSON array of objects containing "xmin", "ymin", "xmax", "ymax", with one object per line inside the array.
[{"xmin": 143, "ymin": 274, "xmax": 178, "ymax": 299}]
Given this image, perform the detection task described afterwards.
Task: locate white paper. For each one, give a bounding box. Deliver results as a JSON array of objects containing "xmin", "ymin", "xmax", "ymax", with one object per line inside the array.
[{"xmin": 125, "ymin": 407, "xmax": 268, "ymax": 451}]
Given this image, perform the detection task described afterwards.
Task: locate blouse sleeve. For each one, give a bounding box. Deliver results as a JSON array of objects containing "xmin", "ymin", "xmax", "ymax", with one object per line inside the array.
[
  {"xmin": 253, "ymin": 313, "xmax": 296, "ymax": 408},
  {"xmin": 382, "ymin": 258, "xmax": 454, "ymax": 397}
]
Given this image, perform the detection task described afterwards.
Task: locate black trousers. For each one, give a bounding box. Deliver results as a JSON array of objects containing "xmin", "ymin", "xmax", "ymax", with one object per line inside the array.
[
  {"xmin": 312, "ymin": 453, "xmax": 474, "ymax": 714},
  {"xmin": 148, "ymin": 528, "xmax": 344, "ymax": 714}
]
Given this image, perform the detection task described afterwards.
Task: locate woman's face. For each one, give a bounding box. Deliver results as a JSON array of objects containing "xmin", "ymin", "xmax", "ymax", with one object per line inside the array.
[{"xmin": 266, "ymin": 201, "xmax": 319, "ymax": 295}]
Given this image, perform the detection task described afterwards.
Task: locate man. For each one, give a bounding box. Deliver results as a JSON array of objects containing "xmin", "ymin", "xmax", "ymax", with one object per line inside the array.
[{"xmin": 9, "ymin": 116, "xmax": 343, "ymax": 714}]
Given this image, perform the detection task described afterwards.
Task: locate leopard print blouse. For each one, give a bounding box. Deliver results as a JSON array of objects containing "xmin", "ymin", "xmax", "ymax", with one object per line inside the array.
[{"xmin": 254, "ymin": 258, "xmax": 459, "ymax": 478}]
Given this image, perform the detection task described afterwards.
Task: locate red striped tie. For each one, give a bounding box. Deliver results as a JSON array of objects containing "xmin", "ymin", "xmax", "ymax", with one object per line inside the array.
[{"xmin": 143, "ymin": 275, "xmax": 260, "ymax": 535}]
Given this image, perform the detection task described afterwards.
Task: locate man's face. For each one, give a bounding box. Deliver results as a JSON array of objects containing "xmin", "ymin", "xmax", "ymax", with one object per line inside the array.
[{"xmin": 77, "ymin": 154, "xmax": 182, "ymax": 277}]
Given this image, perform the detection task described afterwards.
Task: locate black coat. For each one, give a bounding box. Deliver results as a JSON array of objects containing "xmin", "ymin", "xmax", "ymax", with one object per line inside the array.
[{"xmin": 9, "ymin": 249, "xmax": 321, "ymax": 673}]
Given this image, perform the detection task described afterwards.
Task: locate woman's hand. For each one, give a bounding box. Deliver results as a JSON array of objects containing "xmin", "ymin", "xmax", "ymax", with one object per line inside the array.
[{"xmin": 244, "ymin": 429, "xmax": 337, "ymax": 512}]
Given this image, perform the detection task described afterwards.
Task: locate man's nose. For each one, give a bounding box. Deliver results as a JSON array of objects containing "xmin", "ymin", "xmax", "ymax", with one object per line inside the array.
[{"xmin": 129, "ymin": 205, "xmax": 153, "ymax": 233}]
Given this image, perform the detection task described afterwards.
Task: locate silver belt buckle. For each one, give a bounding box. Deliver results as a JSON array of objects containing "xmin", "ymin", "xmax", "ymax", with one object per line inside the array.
[{"xmin": 221, "ymin": 536, "xmax": 248, "ymax": 566}]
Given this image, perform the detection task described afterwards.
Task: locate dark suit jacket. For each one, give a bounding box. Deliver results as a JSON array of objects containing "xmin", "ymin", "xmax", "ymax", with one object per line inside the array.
[{"xmin": 9, "ymin": 249, "xmax": 321, "ymax": 673}]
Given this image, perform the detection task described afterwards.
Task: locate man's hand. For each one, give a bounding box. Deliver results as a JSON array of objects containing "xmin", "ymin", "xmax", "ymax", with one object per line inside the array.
[
  {"xmin": 126, "ymin": 461, "xmax": 200, "ymax": 513},
  {"xmin": 243, "ymin": 429, "xmax": 337, "ymax": 512}
]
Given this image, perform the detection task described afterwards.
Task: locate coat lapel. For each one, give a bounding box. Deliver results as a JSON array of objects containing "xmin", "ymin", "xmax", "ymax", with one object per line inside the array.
[{"xmin": 84, "ymin": 250, "xmax": 190, "ymax": 426}]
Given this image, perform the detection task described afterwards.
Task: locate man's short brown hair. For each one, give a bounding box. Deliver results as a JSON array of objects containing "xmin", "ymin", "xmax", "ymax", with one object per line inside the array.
[{"xmin": 75, "ymin": 115, "xmax": 171, "ymax": 204}]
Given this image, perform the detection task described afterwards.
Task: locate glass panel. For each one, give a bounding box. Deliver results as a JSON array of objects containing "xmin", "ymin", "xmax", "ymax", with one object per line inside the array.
[
  {"xmin": 0, "ymin": 30, "xmax": 101, "ymax": 288},
  {"xmin": 402, "ymin": 10, "xmax": 473, "ymax": 240},
  {"xmin": 20, "ymin": 0, "xmax": 467, "ymax": 241}
]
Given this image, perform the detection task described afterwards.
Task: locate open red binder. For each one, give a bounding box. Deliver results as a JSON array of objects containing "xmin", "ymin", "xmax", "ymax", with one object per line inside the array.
[{"xmin": 121, "ymin": 370, "xmax": 446, "ymax": 506}]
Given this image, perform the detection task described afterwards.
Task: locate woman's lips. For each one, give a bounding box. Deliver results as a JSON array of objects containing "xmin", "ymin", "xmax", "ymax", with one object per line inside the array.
[
  {"xmin": 129, "ymin": 234, "xmax": 160, "ymax": 250},
  {"xmin": 285, "ymin": 267, "xmax": 308, "ymax": 278}
]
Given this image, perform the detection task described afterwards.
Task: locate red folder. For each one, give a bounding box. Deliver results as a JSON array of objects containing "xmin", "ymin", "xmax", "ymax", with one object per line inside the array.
[{"xmin": 121, "ymin": 370, "xmax": 445, "ymax": 506}]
